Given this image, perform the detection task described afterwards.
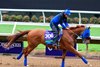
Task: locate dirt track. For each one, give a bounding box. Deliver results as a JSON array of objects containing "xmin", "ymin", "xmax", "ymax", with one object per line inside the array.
[
  {"xmin": 0, "ymin": 50, "xmax": 100, "ymax": 67},
  {"xmin": 0, "ymin": 54, "xmax": 100, "ymax": 67}
]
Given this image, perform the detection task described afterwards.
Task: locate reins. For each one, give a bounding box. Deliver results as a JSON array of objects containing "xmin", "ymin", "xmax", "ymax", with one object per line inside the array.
[
  {"xmin": 65, "ymin": 27, "xmax": 87, "ymax": 39},
  {"xmin": 65, "ymin": 28, "xmax": 79, "ymax": 37},
  {"xmin": 65, "ymin": 27, "xmax": 90, "ymax": 41}
]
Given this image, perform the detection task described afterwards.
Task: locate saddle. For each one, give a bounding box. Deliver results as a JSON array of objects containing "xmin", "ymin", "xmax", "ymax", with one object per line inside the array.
[{"xmin": 45, "ymin": 29, "xmax": 63, "ymax": 45}]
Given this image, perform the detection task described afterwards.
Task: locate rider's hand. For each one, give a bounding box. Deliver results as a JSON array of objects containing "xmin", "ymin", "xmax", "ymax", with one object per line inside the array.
[{"xmin": 66, "ymin": 27, "xmax": 69, "ymax": 30}]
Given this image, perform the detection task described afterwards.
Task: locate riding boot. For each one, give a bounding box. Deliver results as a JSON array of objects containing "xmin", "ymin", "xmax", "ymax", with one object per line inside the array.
[
  {"xmin": 56, "ymin": 29, "xmax": 63, "ymax": 48},
  {"xmin": 53, "ymin": 35, "xmax": 61, "ymax": 49},
  {"xmin": 57, "ymin": 40, "xmax": 60, "ymax": 49}
]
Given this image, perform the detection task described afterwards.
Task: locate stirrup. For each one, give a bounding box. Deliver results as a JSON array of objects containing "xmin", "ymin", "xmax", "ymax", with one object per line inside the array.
[
  {"xmin": 53, "ymin": 42, "xmax": 60, "ymax": 50},
  {"xmin": 54, "ymin": 45, "xmax": 60, "ymax": 50},
  {"xmin": 57, "ymin": 41, "xmax": 60, "ymax": 45},
  {"xmin": 54, "ymin": 45, "xmax": 59, "ymax": 50},
  {"xmin": 54, "ymin": 45, "xmax": 57, "ymax": 50}
]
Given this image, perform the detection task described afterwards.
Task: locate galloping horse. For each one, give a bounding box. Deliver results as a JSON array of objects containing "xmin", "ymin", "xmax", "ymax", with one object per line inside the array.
[{"xmin": 4, "ymin": 25, "xmax": 91, "ymax": 67}]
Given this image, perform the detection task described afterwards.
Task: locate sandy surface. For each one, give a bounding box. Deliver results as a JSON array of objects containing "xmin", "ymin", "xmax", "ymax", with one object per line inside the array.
[{"xmin": 0, "ymin": 54, "xmax": 100, "ymax": 67}]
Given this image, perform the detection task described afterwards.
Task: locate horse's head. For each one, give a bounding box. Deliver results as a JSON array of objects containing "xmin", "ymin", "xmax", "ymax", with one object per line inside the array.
[
  {"xmin": 69, "ymin": 25, "xmax": 91, "ymax": 44},
  {"xmin": 80, "ymin": 26, "xmax": 91, "ymax": 44},
  {"xmin": 76, "ymin": 25, "xmax": 91, "ymax": 44}
]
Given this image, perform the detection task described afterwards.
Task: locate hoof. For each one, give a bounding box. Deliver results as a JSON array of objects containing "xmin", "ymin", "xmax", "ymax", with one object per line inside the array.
[
  {"xmin": 24, "ymin": 65, "xmax": 29, "ymax": 67},
  {"xmin": 88, "ymin": 62, "xmax": 92, "ymax": 67},
  {"xmin": 12, "ymin": 57, "xmax": 17, "ymax": 60},
  {"xmin": 0, "ymin": 62, "xmax": 2, "ymax": 65}
]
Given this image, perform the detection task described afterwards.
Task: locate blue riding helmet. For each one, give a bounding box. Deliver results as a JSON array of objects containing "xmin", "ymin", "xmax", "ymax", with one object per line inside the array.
[{"xmin": 64, "ymin": 9, "xmax": 71, "ymax": 16}]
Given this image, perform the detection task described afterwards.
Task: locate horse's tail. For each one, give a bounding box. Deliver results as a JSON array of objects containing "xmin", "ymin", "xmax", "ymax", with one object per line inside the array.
[{"xmin": 5, "ymin": 30, "xmax": 30, "ymax": 48}]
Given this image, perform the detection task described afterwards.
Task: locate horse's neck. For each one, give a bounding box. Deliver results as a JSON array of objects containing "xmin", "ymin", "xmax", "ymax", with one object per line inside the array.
[
  {"xmin": 63, "ymin": 27, "xmax": 84, "ymax": 40},
  {"xmin": 63, "ymin": 29, "xmax": 77, "ymax": 39},
  {"xmin": 70, "ymin": 28, "xmax": 84, "ymax": 39}
]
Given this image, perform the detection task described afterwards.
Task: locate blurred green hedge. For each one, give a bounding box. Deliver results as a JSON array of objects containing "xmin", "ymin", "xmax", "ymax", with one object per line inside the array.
[{"xmin": 2, "ymin": 14, "xmax": 100, "ymax": 24}]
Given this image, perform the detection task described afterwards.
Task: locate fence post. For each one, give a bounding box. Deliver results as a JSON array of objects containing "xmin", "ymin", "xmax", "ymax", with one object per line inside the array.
[
  {"xmin": 0, "ymin": 11, "xmax": 2, "ymax": 22},
  {"xmin": 78, "ymin": 12, "xmax": 81, "ymax": 24},
  {"xmin": 42, "ymin": 11, "xmax": 45, "ymax": 23},
  {"xmin": 12, "ymin": 22, "xmax": 17, "ymax": 34}
]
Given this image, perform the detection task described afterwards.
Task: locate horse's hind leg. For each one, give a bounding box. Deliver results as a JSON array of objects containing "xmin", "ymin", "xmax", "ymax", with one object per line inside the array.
[
  {"xmin": 23, "ymin": 42, "xmax": 39, "ymax": 66},
  {"xmin": 23, "ymin": 46, "xmax": 33, "ymax": 57},
  {"xmin": 61, "ymin": 50, "xmax": 67, "ymax": 67},
  {"xmin": 16, "ymin": 44, "xmax": 35, "ymax": 60},
  {"xmin": 16, "ymin": 51, "xmax": 23, "ymax": 60}
]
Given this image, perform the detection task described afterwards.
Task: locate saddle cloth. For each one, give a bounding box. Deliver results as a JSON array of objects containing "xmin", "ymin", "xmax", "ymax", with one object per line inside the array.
[
  {"xmin": 45, "ymin": 30, "xmax": 63, "ymax": 45},
  {"xmin": 45, "ymin": 31, "xmax": 54, "ymax": 45}
]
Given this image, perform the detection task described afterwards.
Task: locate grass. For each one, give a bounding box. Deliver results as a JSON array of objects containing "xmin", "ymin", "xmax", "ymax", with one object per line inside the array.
[
  {"xmin": 78, "ymin": 43, "xmax": 100, "ymax": 52},
  {"xmin": 0, "ymin": 24, "xmax": 51, "ymax": 33},
  {"xmin": 0, "ymin": 24, "xmax": 100, "ymax": 52},
  {"xmin": 0, "ymin": 24, "xmax": 14, "ymax": 33},
  {"xmin": 90, "ymin": 27, "xmax": 100, "ymax": 36},
  {"xmin": 23, "ymin": 41, "xmax": 45, "ymax": 50}
]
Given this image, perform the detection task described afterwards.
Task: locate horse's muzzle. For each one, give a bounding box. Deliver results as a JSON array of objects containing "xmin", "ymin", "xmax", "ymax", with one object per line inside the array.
[
  {"xmin": 83, "ymin": 37, "xmax": 91, "ymax": 44},
  {"xmin": 86, "ymin": 37, "xmax": 91, "ymax": 40}
]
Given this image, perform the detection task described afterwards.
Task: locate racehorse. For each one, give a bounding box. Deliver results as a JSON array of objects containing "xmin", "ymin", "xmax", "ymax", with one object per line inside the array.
[{"xmin": 4, "ymin": 25, "xmax": 91, "ymax": 67}]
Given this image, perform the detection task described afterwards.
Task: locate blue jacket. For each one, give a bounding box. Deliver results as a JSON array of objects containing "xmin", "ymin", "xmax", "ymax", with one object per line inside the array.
[{"xmin": 51, "ymin": 13, "xmax": 69, "ymax": 29}]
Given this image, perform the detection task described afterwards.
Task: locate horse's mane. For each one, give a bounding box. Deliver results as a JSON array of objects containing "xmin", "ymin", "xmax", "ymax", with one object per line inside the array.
[{"xmin": 69, "ymin": 25, "xmax": 85, "ymax": 30}]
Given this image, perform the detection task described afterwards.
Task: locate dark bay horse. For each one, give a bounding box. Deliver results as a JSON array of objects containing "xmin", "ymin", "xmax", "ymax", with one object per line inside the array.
[{"xmin": 4, "ymin": 25, "xmax": 91, "ymax": 67}]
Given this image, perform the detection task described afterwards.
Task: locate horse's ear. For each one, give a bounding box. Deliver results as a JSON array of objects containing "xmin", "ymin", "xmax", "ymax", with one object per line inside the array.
[
  {"xmin": 69, "ymin": 27, "xmax": 76, "ymax": 29},
  {"xmin": 76, "ymin": 25, "xmax": 81, "ymax": 28},
  {"xmin": 81, "ymin": 25, "xmax": 85, "ymax": 27},
  {"xmin": 88, "ymin": 26, "xmax": 90, "ymax": 29},
  {"xmin": 76, "ymin": 25, "xmax": 85, "ymax": 28}
]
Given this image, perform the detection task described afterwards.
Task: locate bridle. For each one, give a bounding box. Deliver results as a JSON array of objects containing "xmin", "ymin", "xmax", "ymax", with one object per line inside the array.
[
  {"xmin": 65, "ymin": 27, "xmax": 90, "ymax": 41},
  {"xmin": 80, "ymin": 27, "xmax": 90, "ymax": 40}
]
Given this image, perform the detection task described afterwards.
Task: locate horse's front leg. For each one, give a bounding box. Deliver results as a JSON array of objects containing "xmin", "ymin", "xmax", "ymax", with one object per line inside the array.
[
  {"xmin": 65, "ymin": 44, "xmax": 92, "ymax": 66},
  {"xmin": 61, "ymin": 49, "xmax": 67, "ymax": 67},
  {"xmin": 85, "ymin": 43, "xmax": 89, "ymax": 57}
]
